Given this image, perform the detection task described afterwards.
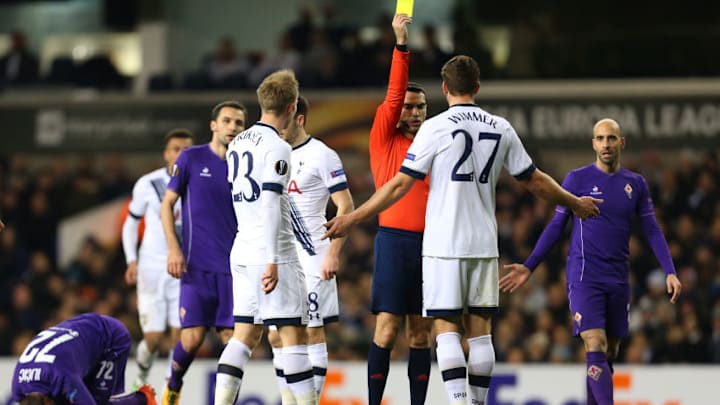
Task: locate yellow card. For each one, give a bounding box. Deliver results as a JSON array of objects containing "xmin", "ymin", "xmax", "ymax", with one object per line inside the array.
[{"xmin": 395, "ymin": 0, "xmax": 414, "ymax": 17}]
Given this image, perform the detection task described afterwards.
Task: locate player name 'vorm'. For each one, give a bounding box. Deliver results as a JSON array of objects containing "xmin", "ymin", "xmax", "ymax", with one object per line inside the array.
[
  {"xmin": 447, "ymin": 111, "xmax": 497, "ymax": 128},
  {"xmin": 236, "ymin": 130, "xmax": 264, "ymax": 146}
]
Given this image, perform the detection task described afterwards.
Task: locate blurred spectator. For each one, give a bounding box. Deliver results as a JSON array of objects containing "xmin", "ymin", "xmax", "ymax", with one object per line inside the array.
[
  {"xmin": 711, "ymin": 308, "xmax": 720, "ymax": 362},
  {"xmin": 22, "ymin": 191, "xmax": 57, "ymax": 259},
  {"xmin": 204, "ymin": 36, "xmax": 251, "ymax": 87},
  {"xmin": 412, "ymin": 25, "xmax": 451, "ymax": 78},
  {"xmin": 0, "ymin": 30, "xmax": 39, "ymax": 86},
  {"xmin": 287, "ymin": 5, "xmax": 316, "ymax": 54},
  {"xmin": 10, "ymin": 283, "xmax": 43, "ymax": 331},
  {"xmin": 453, "ymin": 23, "xmax": 495, "ymax": 79},
  {"xmin": 0, "ymin": 313, "xmax": 13, "ymax": 355},
  {"xmin": 673, "ymin": 214, "xmax": 700, "ymax": 267},
  {"xmin": 99, "ymin": 154, "xmax": 133, "ymax": 200},
  {"xmin": 505, "ymin": 16, "xmax": 539, "ymax": 78},
  {"xmin": 687, "ymin": 169, "xmax": 717, "ymax": 224},
  {"xmin": 319, "ymin": 2, "xmax": 349, "ymax": 50},
  {"xmin": 299, "ymin": 28, "xmax": 339, "ymax": 87},
  {"xmin": 11, "ymin": 330, "xmax": 35, "ymax": 357},
  {"xmin": 335, "ymin": 27, "xmax": 373, "ymax": 87},
  {"xmin": 624, "ymin": 332, "xmax": 651, "ymax": 363},
  {"xmin": 75, "ymin": 54, "xmax": 128, "ymax": 89},
  {"xmin": 23, "ymin": 251, "xmax": 56, "ymax": 303},
  {"xmin": 61, "ymin": 160, "xmax": 102, "ymax": 217},
  {"xmin": 248, "ymin": 32, "xmax": 300, "ymax": 86},
  {"xmin": 0, "ymin": 189, "xmax": 20, "ymax": 225},
  {"xmin": 549, "ymin": 325, "xmax": 574, "ymax": 363},
  {"xmin": 0, "ymin": 224, "xmax": 28, "ymax": 279}
]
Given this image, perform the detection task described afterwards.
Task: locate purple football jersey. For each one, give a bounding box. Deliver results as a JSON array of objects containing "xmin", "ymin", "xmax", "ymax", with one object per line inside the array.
[
  {"xmin": 560, "ymin": 164, "xmax": 654, "ymax": 284},
  {"xmin": 11, "ymin": 313, "xmax": 131, "ymax": 404},
  {"xmin": 168, "ymin": 144, "xmax": 237, "ymax": 274}
]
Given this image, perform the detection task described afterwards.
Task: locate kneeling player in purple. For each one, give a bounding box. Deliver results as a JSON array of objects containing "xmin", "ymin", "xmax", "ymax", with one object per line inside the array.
[
  {"xmin": 500, "ymin": 118, "xmax": 682, "ymax": 405},
  {"xmin": 11, "ymin": 313, "xmax": 157, "ymax": 405}
]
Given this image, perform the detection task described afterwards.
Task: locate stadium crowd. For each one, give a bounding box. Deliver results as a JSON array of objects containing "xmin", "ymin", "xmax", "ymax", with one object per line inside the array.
[
  {"xmin": 0, "ymin": 147, "xmax": 718, "ymax": 364},
  {"xmin": 3, "ymin": 2, "xmax": 718, "ymax": 92}
]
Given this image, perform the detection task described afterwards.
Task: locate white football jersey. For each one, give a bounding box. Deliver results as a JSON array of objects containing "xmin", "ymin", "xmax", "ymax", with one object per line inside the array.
[
  {"xmin": 401, "ymin": 104, "xmax": 535, "ymax": 258},
  {"xmin": 287, "ymin": 137, "xmax": 348, "ymax": 254},
  {"xmin": 228, "ymin": 122, "xmax": 298, "ymax": 265},
  {"xmin": 126, "ymin": 167, "xmax": 181, "ymax": 264}
]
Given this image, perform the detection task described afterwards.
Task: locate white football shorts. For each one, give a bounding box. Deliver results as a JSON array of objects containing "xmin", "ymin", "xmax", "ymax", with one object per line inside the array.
[
  {"xmin": 422, "ymin": 257, "xmax": 499, "ymax": 316},
  {"xmin": 297, "ymin": 243, "xmax": 339, "ymax": 327},
  {"xmin": 136, "ymin": 259, "xmax": 180, "ymax": 333},
  {"xmin": 231, "ymin": 260, "xmax": 309, "ymax": 326}
]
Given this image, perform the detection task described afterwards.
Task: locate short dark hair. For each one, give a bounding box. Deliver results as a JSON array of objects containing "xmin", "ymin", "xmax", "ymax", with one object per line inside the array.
[
  {"xmin": 295, "ymin": 95, "xmax": 309, "ymax": 125},
  {"xmin": 441, "ymin": 55, "xmax": 480, "ymax": 96},
  {"xmin": 407, "ymin": 81, "xmax": 426, "ymax": 96},
  {"xmin": 164, "ymin": 128, "xmax": 194, "ymax": 145},
  {"xmin": 211, "ymin": 100, "xmax": 247, "ymax": 121},
  {"xmin": 20, "ymin": 394, "xmax": 50, "ymax": 405}
]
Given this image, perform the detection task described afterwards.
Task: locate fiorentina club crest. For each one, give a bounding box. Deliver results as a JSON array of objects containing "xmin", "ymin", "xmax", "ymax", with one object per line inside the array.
[
  {"xmin": 574, "ymin": 312, "xmax": 582, "ymax": 327},
  {"xmin": 624, "ymin": 183, "xmax": 633, "ymax": 199},
  {"xmin": 588, "ymin": 364, "xmax": 603, "ymax": 381}
]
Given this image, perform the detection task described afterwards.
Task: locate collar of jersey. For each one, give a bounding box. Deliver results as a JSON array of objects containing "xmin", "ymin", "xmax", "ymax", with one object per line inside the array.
[
  {"xmin": 255, "ymin": 122, "xmax": 280, "ymax": 136},
  {"xmin": 293, "ymin": 135, "xmax": 313, "ymax": 150},
  {"xmin": 449, "ymin": 103, "xmax": 479, "ymax": 108}
]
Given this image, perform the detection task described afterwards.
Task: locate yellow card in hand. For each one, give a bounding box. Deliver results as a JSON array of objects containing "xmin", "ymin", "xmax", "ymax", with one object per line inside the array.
[{"xmin": 395, "ymin": 0, "xmax": 414, "ymax": 17}]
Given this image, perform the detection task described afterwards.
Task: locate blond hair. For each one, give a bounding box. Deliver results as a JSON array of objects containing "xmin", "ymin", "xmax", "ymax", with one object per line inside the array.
[{"xmin": 256, "ymin": 69, "xmax": 299, "ymax": 114}]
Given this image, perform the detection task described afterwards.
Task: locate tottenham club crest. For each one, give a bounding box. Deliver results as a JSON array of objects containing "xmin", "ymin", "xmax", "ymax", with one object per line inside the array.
[
  {"xmin": 624, "ymin": 183, "xmax": 633, "ymax": 199},
  {"xmin": 275, "ymin": 160, "xmax": 289, "ymax": 175}
]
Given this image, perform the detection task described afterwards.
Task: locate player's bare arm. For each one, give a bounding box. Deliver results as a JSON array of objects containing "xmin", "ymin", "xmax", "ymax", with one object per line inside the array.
[
  {"xmin": 499, "ymin": 263, "xmax": 532, "ymax": 293},
  {"xmin": 121, "ymin": 211, "xmax": 142, "ymax": 285},
  {"xmin": 525, "ymin": 168, "xmax": 602, "ymax": 219},
  {"xmin": 160, "ymin": 189, "xmax": 185, "ymax": 278},
  {"xmin": 666, "ymin": 274, "xmax": 682, "ymax": 303},
  {"xmin": 323, "ymin": 172, "xmax": 415, "ymax": 239},
  {"xmin": 0, "ymin": 218, "xmax": 4, "ymax": 232},
  {"xmin": 125, "ymin": 261, "xmax": 138, "ymax": 285},
  {"xmin": 322, "ymin": 188, "xmax": 354, "ymax": 280}
]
